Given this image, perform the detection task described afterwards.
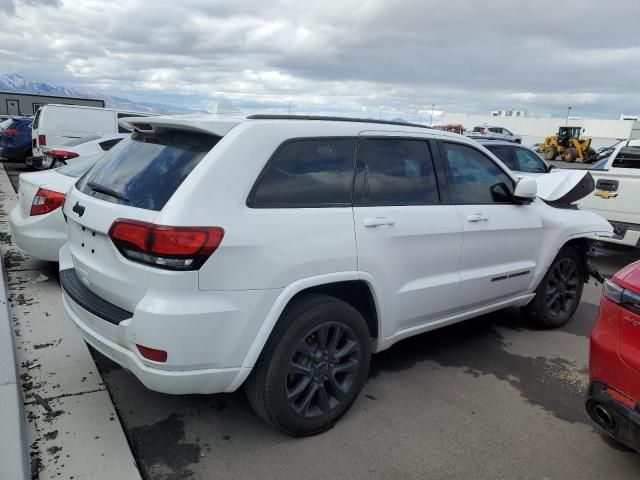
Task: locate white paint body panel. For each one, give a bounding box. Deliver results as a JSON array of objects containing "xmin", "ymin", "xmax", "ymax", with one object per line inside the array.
[{"xmin": 59, "ymin": 117, "xmax": 613, "ymax": 394}]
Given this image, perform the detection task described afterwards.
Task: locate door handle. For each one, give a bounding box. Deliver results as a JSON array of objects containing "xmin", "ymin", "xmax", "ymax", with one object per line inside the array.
[
  {"xmin": 467, "ymin": 213, "xmax": 489, "ymax": 223},
  {"xmin": 363, "ymin": 217, "xmax": 395, "ymax": 228},
  {"xmin": 596, "ymin": 179, "xmax": 619, "ymax": 192}
]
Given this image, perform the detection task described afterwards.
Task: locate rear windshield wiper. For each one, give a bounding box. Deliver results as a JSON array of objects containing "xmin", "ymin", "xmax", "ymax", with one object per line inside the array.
[{"xmin": 88, "ymin": 181, "xmax": 130, "ymax": 203}]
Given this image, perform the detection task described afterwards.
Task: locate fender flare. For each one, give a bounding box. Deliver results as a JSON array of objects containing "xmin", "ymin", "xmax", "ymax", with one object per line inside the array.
[{"xmin": 225, "ymin": 271, "xmax": 383, "ymax": 391}]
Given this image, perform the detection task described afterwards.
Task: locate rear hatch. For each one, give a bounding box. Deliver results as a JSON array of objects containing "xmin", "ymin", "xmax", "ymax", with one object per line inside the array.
[{"xmin": 63, "ymin": 122, "xmax": 229, "ymax": 311}]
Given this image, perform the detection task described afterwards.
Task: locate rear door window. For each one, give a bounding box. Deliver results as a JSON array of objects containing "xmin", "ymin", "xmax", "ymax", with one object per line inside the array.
[
  {"xmin": 355, "ymin": 138, "xmax": 439, "ymax": 205},
  {"xmin": 248, "ymin": 138, "xmax": 356, "ymax": 207},
  {"xmin": 514, "ymin": 148, "xmax": 547, "ymax": 173},
  {"xmin": 484, "ymin": 145, "xmax": 516, "ymax": 170},
  {"xmin": 78, "ymin": 129, "xmax": 220, "ymax": 211}
]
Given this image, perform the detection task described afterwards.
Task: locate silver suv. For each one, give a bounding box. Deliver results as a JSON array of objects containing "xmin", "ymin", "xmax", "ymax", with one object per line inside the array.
[{"xmin": 468, "ymin": 125, "xmax": 522, "ymax": 144}]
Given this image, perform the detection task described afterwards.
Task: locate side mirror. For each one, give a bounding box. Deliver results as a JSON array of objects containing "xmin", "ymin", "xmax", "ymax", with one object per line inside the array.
[
  {"xmin": 547, "ymin": 164, "xmax": 555, "ymax": 172},
  {"xmin": 513, "ymin": 177, "xmax": 537, "ymax": 202}
]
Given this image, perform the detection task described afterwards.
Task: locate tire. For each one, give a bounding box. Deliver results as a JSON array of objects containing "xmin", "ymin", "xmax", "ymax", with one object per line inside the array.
[
  {"xmin": 585, "ymin": 148, "xmax": 597, "ymax": 163},
  {"xmin": 522, "ymin": 247, "xmax": 584, "ymax": 328},
  {"xmin": 543, "ymin": 146, "xmax": 557, "ymax": 161},
  {"xmin": 563, "ymin": 147, "xmax": 577, "ymax": 162},
  {"xmin": 245, "ymin": 294, "xmax": 371, "ymax": 437}
]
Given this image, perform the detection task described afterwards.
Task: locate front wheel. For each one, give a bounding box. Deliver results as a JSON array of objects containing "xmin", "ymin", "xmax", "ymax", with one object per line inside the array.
[
  {"xmin": 522, "ymin": 247, "xmax": 584, "ymax": 328},
  {"xmin": 245, "ymin": 294, "xmax": 371, "ymax": 436}
]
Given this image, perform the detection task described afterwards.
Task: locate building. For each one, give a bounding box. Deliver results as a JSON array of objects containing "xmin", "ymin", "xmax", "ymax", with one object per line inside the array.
[
  {"xmin": 0, "ymin": 92, "xmax": 104, "ymax": 116},
  {"xmin": 491, "ymin": 109, "xmax": 527, "ymax": 118}
]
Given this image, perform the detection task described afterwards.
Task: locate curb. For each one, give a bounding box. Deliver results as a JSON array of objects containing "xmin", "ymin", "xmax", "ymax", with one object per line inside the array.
[{"xmin": 0, "ymin": 224, "xmax": 29, "ymax": 479}]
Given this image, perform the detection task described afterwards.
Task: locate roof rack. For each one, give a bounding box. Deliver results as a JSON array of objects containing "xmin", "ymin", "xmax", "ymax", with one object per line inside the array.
[{"xmin": 246, "ymin": 114, "xmax": 431, "ymax": 129}]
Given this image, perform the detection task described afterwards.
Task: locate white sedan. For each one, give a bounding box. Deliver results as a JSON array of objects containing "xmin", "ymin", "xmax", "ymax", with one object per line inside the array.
[{"xmin": 9, "ymin": 135, "xmax": 127, "ymax": 261}]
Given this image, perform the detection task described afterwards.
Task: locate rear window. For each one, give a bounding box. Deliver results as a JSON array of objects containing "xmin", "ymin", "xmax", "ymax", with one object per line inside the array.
[
  {"xmin": 33, "ymin": 108, "xmax": 41, "ymax": 129},
  {"xmin": 64, "ymin": 134, "xmax": 102, "ymax": 147},
  {"xmin": 57, "ymin": 157, "xmax": 100, "ymax": 178},
  {"xmin": 473, "ymin": 127, "xmax": 485, "ymax": 132},
  {"xmin": 78, "ymin": 129, "xmax": 220, "ymax": 211},
  {"xmin": 612, "ymin": 147, "xmax": 640, "ymax": 169}
]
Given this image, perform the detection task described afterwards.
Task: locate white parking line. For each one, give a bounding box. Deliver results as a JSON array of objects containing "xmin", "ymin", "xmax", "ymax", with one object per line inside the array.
[{"xmin": 0, "ymin": 163, "xmax": 141, "ymax": 480}]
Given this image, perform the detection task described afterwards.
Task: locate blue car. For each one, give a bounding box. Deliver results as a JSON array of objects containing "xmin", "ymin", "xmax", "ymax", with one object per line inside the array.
[{"xmin": 0, "ymin": 117, "xmax": 33, "ymax": 161}]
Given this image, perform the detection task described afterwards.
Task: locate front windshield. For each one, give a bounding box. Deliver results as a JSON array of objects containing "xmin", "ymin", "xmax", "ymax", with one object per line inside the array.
[{"xmin": 591, "ymin": 158, "xmax": 608, "ymax": 170}]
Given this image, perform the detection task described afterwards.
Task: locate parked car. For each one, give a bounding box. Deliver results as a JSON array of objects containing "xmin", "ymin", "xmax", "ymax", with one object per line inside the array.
[
  {"xmin": 0, "ymin": 117, "xmax": 33, "ymax": 161},
  {"xmin": 587, "ymin": 261, "xmax": 640, "ymax": 452},
  {"xmin": 577, "ymin": 140, "xmax": 640, "ymax": 247},
  {"xmin": 475, "ymin": 139, "xmax": 551, "ymax": 175},
  {"xmin": 9, "ymin": 137, "xmax": 126, "ymax": 261},
  {"xmin": 29, "ymin": 133, "xmax": 128, "ymax": 170},
  {"xmin": 59, "ymin": 114, "xmax": 611, "ymax": 437},
  {"xmin": 31, "ymin": 104, "xmax": 150, "ymax": 159},
  {"xmin": 0, "ymin": 117, "xmax": 13, "ymax": 135},
  {"xmin": 466, "ymin": 125, "xmax": 522, "ymax": 143}
]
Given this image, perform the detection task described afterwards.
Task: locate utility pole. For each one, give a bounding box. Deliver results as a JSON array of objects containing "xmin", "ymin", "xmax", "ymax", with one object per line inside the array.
[
  {"xmin": 566, "ymin": 106, "xmax": 572, "ymax": 126},
  {"xmin": 288, "ymin": 100, "xmax": 292, "ymax": 116},
  {"xmin": 430, "ymin": 104, "xmax": 435, "ymax": 127}
]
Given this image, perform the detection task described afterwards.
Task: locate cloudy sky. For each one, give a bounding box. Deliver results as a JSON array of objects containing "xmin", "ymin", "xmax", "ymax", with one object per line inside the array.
[{"xmin": 0, "ymin": 0, "xmax": 639, "ymax": 120}]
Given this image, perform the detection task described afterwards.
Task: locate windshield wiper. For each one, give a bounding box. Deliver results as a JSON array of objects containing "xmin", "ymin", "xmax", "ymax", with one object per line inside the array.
[{"xmin": 88, "ymin": 181, "xmax": 130, "ymax": 203}]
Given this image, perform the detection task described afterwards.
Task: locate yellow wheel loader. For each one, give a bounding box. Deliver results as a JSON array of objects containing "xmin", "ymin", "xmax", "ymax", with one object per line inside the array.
[{"xmin": 539, "ymin": 126, "xmax": 597, "ymax": 163}]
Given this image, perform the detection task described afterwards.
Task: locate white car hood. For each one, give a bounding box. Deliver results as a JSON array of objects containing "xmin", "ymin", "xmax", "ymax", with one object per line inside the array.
[{"xmin": 533, "ymin": 170, "xmax": 595, "ymax": 205}]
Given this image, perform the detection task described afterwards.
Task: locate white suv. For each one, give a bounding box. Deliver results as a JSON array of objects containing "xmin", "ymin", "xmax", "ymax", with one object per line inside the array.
[{"xmin": 60, "ymin": 115, "xmax": 611, "ymax": 436}]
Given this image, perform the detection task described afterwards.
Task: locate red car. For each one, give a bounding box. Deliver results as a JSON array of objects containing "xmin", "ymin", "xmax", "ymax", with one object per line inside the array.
[{"xmin": 587, "ymin": 260, "xmax": 640, "ymax": 452}]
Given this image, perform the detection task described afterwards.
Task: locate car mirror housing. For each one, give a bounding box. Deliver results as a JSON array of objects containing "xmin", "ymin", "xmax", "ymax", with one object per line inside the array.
[{"xmin": 513, "ymin": 176, "xmax": 537, "ymax": 201}]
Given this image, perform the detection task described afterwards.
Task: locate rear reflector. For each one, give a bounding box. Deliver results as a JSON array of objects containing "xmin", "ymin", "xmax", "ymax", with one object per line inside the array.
[
  {"xmin": 3, "ymin": 128, "xmax": 20, "ymax": 136},
  {"xmin": 136, "ymin": 344, "xmax": 168, "ymax": 363},
  {"xmin": 30, "ymin": 188, "xmax": 66, "ymax": 216},
  {"xmin": 108, "ymin": 219, "xmax": 224, "ymax": 270},
  {"xmin": 38, "ymin": 134, "xmax": 46, "ymax": 146},
  {"xmin": 47, "ymin": 150, "xmax": 79, "ymax": 160}
]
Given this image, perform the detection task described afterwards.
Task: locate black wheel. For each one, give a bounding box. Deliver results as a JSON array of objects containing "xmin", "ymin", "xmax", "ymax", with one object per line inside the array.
[
  {"xmin": 522, "ymin": 247, "xmax": 584, "ymax": 328},
  {"xmin": 563, "ymin": 147, "xmax": 577, "ymax": 162},
  {"xmin": 543, "ymin": 146, "xmax": 557, "ymax": 161},
  {"xmin": 245, "ymin": 294, "xmax": 371, "ymax": 436},
  {"xmin": 585, "ymin": 148, "xmax": 597, "ymax": 163}
]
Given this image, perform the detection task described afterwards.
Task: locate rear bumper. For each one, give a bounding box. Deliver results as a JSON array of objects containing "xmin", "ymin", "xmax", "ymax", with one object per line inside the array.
[
  {"xmin": 598, "ymin": 221, "xmax": 640, "ymax": 248},
  {"xmin": 586, "ymin": 381, "xmax": 640, "ymax": 453},
  {"xmin": 58, "ymin": 244, "xmax": 277, "ymax": 395},
  {"xmin": 8, "ymin": 205, "xmax": 66, "ymax": 262}
]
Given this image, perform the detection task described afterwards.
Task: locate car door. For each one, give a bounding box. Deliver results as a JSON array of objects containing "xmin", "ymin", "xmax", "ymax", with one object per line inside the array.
[
  {"xmin": 438, "ymin": 140, "xmax": 543, "ymax": 309},
  {"xmin": 353, "ymin": 134, "xmax": 463, "ymax": 336}
]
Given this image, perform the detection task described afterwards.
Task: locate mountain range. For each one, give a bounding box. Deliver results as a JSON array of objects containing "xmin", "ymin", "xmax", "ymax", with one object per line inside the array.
[{"xmin": 0, "ymin": 73, "xmax": 205, "ymax": 114}]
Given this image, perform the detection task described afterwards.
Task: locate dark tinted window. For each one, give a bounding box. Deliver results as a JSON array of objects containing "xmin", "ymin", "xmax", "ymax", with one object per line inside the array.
[
  {"xmin": 79, "ymin": 129, "xmax": 219, "ymax": 211},
  {"xmin": 356, "ymin": 138, "xmax": 438, "ymax": 205},
  {"xmin": 612, "ymin": 147, "xmax": 640, "ymax": 169},
  {"xmin": 33, "ymin": 108, "xmax": 41, "ymax": 129},
  {"xmin": 99, "ymin": 138, "xmax": 124, "ymax": 151},
  {"xmin": 515, "ymin": 148, "xmax": 546, "ymax": 173},
  {"xmin": 249, "ymin": 138, "xmax": 356, "ymax": 207},
  {"xmin": 484, "ymin": 145, "xmax": 516, "ymax": 170},
  {"xmin": 441, "ymin": 142, "xmax": 514, "ymax": 204}
]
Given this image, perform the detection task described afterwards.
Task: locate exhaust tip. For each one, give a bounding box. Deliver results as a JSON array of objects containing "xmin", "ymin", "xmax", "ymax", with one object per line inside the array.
[{"xmin": 592, "ymin": 403, "xmax": 616, "ymax": 432}]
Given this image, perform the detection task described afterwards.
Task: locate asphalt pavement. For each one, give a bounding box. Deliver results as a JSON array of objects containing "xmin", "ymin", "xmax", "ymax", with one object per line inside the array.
[{"xmin": 3, "ymin": 159, "xmax": 640, "ymax": 480}]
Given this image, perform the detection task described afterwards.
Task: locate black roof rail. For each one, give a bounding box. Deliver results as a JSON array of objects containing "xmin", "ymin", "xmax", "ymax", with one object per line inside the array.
[{"xmin": 245, "ymin": 114, "xmax": 431, "ymax": 129}]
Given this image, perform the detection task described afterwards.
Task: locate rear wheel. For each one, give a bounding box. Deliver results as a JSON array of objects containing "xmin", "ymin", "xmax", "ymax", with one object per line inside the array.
[
  {"xmin": 563, "ymin": 147, "xmax": 577, "ymax": 162},
  {"xmin": 245, "ymin": 294, "xmax": 371, "ymax": 436},
  {"xmin": 585, "ymin": 148, "xmax": 597, "ymax": 163},
  {"xmin": 522, "ymin": 247, "xmax": 584, "ymax": 328},
  {"xmin": 543, "ymin": 146, "xmax": 557, "ymax": 161}
]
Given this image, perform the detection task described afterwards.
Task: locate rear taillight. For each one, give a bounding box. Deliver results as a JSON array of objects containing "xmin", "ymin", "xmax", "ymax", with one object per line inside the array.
[
  {"xmin": 108, "ymin": 219, "xmax": 224, "ymax": 270},
  {"xmin": 4, "ymin": 128, "xmax": 20, "ymax": 136},
  {"xmin": 38, "ymin": 134, "xmax": 46, "ymax": 146},
  {"xmin": 47, "ymin": 150, "xmax": 79, "ymax": 160},
  {"xmin": 603, "ymin": 279, "xmax": 640, "ymax": 314},
  {"xmin": 30, "ymin": 188, "xmax": 66, "ymax": 216}
]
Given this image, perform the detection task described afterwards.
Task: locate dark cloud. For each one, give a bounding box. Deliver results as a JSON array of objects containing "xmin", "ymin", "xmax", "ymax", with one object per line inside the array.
[{"xmin": 0, "ymin": 0, "xmax": 638, "ymax": 118}]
